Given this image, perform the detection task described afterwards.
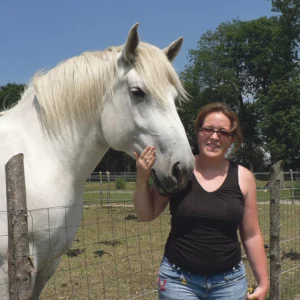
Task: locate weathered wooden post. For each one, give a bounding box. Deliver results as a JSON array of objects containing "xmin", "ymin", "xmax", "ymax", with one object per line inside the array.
[
  {"xmin": 269, "ymin": 160, "xmax": 283, "ymax": 300},
  {"xmin": 6, "ymin": 153, "xmax": 33, "ymax": 300}
]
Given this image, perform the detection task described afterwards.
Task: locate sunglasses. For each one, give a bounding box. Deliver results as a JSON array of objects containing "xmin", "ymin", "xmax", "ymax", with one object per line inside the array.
[{"xmin": 199, "ymin": 127, "xmax": 232, "ymax": 138}]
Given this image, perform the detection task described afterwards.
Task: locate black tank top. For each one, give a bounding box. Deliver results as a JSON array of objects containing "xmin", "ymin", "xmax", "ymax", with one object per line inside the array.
[{"xmin": 164, "ymin": 161, "xmax": 244, "ymax": 275}]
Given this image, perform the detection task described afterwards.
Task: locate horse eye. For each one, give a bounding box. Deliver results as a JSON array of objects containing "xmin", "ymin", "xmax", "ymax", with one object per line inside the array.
[{"xmin": 131, "ymin": 87, "xmax": 146, "ymax": 98}]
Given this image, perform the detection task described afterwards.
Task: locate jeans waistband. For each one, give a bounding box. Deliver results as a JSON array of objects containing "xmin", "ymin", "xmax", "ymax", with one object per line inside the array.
[
  {"xmin": 223, "ymin": 261, "xmax": 243, "ymax": 273},
  {"xmin": 164, "ymin": 256, "xmax": 243, "ymax": 275}
]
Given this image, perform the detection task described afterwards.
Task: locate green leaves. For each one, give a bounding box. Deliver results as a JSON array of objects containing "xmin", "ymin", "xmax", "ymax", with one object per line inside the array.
[
  {"xmin": 180, "ymin": 18, "xmax": 275, "ymax": 168},
  {"xmin": 260, "ymin": 77, "xmax": 300, "ymax": 168},
  {"xmin": 179, "ymin": 11, "xmax": 300, "ymax": 170},
  {"xmin": 0, "ymin": 83, "xmax": 25, "ymax": 111}
]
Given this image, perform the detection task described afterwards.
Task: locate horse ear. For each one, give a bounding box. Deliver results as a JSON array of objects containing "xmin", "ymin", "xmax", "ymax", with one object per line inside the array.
[
  {"xmin": 122, "ymin": 23, "xmax": 140, "ymax": 62},
  {"xmin": 163, "ymin": 37, "xmax": 183, "ymax": 62}
]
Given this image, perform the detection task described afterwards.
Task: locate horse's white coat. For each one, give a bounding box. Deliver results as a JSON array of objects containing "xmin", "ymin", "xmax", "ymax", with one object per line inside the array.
[{"xmin": 0, "ymin": 24, "xmax": 194, "ymax": 299}]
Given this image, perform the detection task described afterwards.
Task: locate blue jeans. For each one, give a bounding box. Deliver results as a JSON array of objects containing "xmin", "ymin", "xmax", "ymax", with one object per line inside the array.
[{"xmin": 158, "ymin": 256, "xmax": 247, "ymax": 300}]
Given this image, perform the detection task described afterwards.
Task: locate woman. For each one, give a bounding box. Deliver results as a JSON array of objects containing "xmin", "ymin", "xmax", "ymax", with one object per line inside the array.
[{"xmin": 133, "ymin": 102, "xmax": 269, "ymax": 300}]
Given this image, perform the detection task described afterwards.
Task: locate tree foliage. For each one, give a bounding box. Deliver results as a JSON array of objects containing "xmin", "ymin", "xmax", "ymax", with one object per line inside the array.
[
  {"xmin": 94, "ymin": 149, "xmax": 136, "ymax": 172},
  {"xmin": 271, "ymin": 0, "xmax": 300, "ymax": 43},
  {"xmin": 260, "ymin": 77, "xmax": 300, "ymax": 168},
  {"xmin": 180, "ymin": 9, "xmax": 300, "ymax": 170},
  {"xmin": 180, "ymin": 17, "xmax": 279, "ymax": 170},
  {"xmin": 0, "ymin": 83, "xmax": 25, "ymax": 111}
]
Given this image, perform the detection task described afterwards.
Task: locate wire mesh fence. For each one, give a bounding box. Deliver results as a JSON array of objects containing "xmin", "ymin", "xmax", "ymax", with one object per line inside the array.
[
  {"xmin": 4, "ymin": 170, "xmax": 300, "ymax": 299},
  {"xmin": 253, "ymin": 171, "xmax": 300, "ymax": 299}
]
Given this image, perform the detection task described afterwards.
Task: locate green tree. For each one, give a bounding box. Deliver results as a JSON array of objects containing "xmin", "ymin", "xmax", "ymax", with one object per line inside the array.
[
  {"xmin": 270, "ymin": 0, "xmax": 300, "ymax": 80},
  {"xmin": 271, "ymin": 0, "xmax": 300, "ymax": 43},
  {"xmin": 259, "ymin": 77, "xmax": 300, "ymax": 168},
  {"xmin": 256, "ymin": 0, "xmax": 300, "ymax": 167},
  {"xmin": 180, "ymin": 18, "xmax": 279, "ymax": 170},
  {"xmin": 95, "ymin": 149, "xmax": 136, "ymax": 172},
  {"xmin": 0, "ymin": 83, "xmax": 26, "ymax": 111}
]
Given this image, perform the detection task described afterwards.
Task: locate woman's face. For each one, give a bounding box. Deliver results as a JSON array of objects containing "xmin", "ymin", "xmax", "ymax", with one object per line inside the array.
[{"xmin": 197, "ymin": 112, "xmax": 234, "ymax": 159}]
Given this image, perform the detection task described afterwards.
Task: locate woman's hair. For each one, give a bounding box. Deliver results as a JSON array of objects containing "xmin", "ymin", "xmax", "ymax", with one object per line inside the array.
[{"xmin": 194, "ymin": 102, "xmax": 243, "ymax": 151}]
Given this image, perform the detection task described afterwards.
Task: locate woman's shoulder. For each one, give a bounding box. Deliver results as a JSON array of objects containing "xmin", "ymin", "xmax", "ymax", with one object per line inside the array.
[
  {"xmin": 236, "ymin": 164, "xmax": 256, "ymax": 197},
  {"xmin": 237, "ymin": 164, "xmax": 254, "ymax": 179}
]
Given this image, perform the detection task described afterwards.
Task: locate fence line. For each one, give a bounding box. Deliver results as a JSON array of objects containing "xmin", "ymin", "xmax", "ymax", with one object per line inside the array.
[
  {"xmin": 5, "ymin": 167, "xmax": 300, "ymax": 299},
  {"xmin": 281, "ymin": 264, "xmax": 300, "ymax": 275},
  {"xmin": 89, "ymin": 171, "xmax": 300, "ymax": 180},
  {"xmin": 280, "ymin": 237, "xmax": 300, "ymax": 244}
]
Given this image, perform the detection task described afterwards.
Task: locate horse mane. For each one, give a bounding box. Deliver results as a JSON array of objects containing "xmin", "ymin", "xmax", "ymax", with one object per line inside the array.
[{"xmin": 32, "ymin": 42, "xmax": 187, "ymax": 130}]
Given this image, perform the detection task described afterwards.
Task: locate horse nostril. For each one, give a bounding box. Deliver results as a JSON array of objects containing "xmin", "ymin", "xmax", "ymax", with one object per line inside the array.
[{"xmin": 172, "ymin": 162, "xmax": 182, "ymax": 184}]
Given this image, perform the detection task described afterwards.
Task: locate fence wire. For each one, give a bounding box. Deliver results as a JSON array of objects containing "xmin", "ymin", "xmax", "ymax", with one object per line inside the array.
[{"xmin": 4, "ymin": 171, "xmax": 300, "ymax": 299}]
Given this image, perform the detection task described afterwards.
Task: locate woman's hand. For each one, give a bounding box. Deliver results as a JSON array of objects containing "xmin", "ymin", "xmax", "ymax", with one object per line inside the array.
[
  {"xmin": 247, "ymin": 284, "xmax": 269, "ymax": 300},
  {"xmin": 133, "ymin": 146, "xmax": 156, "ymax": 181}
]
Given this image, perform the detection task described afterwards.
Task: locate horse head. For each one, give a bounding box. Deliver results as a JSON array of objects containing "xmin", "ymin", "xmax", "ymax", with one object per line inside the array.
[{"xmin": 100, "ymin": 24, "xmax": 194, "ymax": 195}]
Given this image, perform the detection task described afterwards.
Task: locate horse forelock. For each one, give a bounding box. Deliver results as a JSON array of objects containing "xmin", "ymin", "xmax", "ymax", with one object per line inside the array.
[
  {"xmin": 32, "ymin": 41, "xmax": 187, "ymax": 132},
  {"xmin": 133, "ymin": 42, "xmax": 188, "ymax": 106},
  {"xmin": 108, "ymin": 43, "xmax": 187, "ymax": 106}
]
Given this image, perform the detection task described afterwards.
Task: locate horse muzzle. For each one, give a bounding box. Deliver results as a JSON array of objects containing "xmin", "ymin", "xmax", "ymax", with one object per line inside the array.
[{"xmin": 151, "ymin": 161, "xmax": 193, "ymax": 196}]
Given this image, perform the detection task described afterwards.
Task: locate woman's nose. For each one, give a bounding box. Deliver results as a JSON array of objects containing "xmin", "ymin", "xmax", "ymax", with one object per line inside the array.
[{"xmin": 210, "ymin": 131, "xmax": 219, "ymax": 138}]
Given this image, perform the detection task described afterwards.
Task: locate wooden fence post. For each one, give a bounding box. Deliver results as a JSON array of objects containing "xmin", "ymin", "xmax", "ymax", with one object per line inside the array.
[
  {"xmin": 269, "ymin": 160, "xmax": 283, "ymax": 300},
  {"xmin": 6, "ymin": 153, "xmax": 33, "ymax": 300}
]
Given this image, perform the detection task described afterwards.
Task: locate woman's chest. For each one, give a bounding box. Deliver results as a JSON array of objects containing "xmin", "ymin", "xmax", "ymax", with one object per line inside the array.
[
  {"xmin": 170, "ymin": 178, "xmax": 244, "ymax": 223},
  {"xmin": 194, "ymin": 171, "xmax": 228, "ymax": 193}
]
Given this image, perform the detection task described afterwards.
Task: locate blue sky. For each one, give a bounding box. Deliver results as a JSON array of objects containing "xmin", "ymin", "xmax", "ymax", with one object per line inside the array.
[{"xmin": 0, "ymin": 0, "xmax": 275, "ymax": 86}]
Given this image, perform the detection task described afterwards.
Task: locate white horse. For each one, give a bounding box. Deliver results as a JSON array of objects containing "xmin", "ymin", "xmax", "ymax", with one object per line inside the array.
[{"xmin": 0, "ymin": 24, "xmax": 194, "ymax": 299}]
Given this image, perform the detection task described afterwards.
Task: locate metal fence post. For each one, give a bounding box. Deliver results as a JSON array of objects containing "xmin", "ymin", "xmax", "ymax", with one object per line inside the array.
[
  {"xmin": 106, "ymin": 171, "xmax": 110, "ymax": 204},
  {"xmin": 5, "ymin": 153, "xmax": 33, "ymax": 300},
  {"xmin": 290, "ymin": 169, "xmax": 294, "ymax": 204},
  {"xmin": 99, "ymin": 171, "xmax": 103, "ymax": 205},
  {"xmin": 269, "ymin": 160, "xmax": 283, "ymax": 300}
]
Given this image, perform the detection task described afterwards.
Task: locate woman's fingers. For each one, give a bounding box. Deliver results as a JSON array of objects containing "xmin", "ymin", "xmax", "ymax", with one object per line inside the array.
[
  {"xmin": 134, "ymin": 146, "xmax": 156, "ymax": 181},
  {"xmin": 144, "ymin": 147, "xmax": 156, "ymax": 164},
  {"xmin": 134, "ymin": 146, "xmax": 156, "ymax": 169},
  {"xmin": 247, "ymin": 286, "xmax": 268, "ymax": 300},
  {"xmin": 139, "ymin": 146, "xmax": 151, "ymax": 159}
]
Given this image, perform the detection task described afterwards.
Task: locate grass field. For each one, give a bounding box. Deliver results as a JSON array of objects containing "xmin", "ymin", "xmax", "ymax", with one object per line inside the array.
[
  {"xmin": 41, "ymin": 205, "xmax": 168, "ymax": 299},
  {"xmin": 39, "ymin": 179, "xmax": 300, "ymax": 299}
]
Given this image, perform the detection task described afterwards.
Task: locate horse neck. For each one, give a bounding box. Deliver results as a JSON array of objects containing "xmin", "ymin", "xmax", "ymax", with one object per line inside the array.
[{"xmin": 13, "ymin": 86, "xmax": 109, "ymax": 184}]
